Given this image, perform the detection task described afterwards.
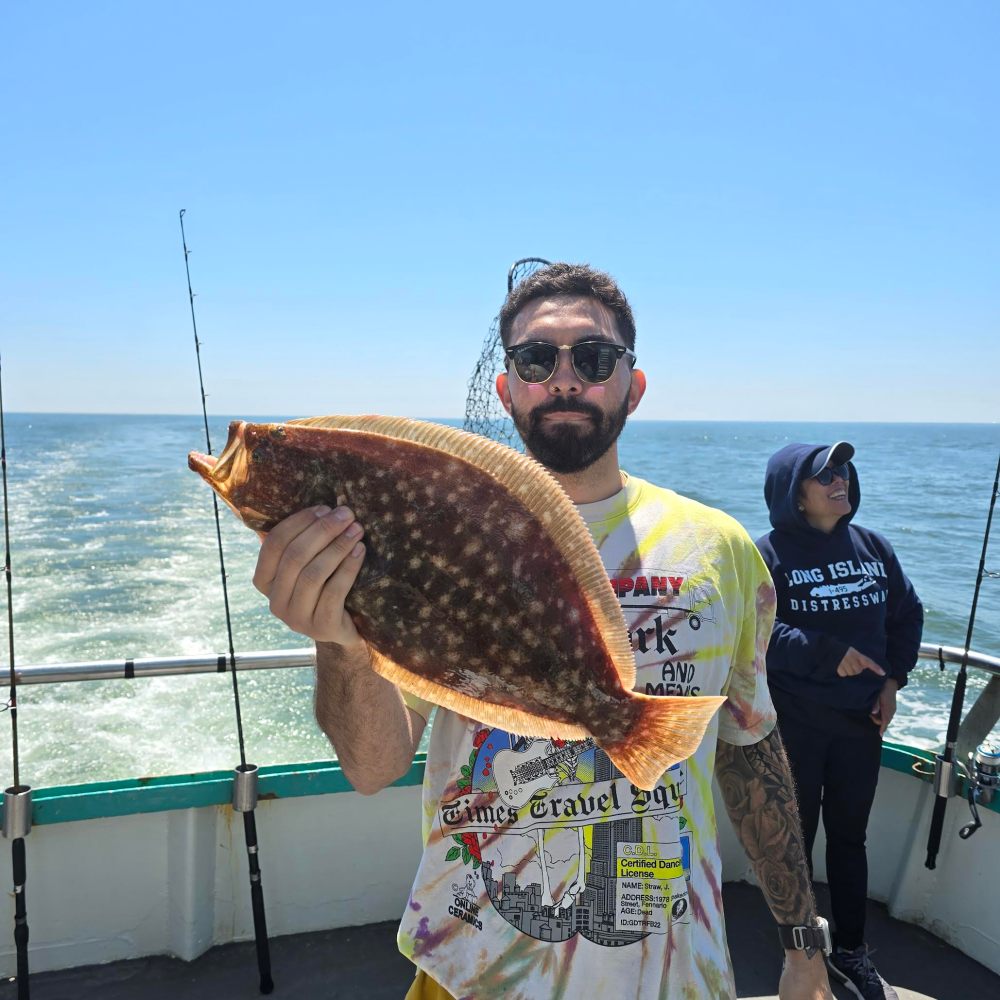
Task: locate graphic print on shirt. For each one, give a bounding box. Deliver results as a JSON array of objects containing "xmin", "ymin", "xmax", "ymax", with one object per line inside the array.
[
  {"xmin": 618, "ymin": 569, "xmax": 715, "ymax": 698},
  {"xmin": 783, "ymin": 558, "xmax": 888, "ymax": 613},
  {"xmin": 434, "ymin": 568, "xmax": 713, "ymax": 948},
  {"xmin": 440, "ymin": 729, "xmax": 691, "ymax": 946},
  {"xmin": 611, "ymin": 571, "xmax": 714, "ymax": 633}
]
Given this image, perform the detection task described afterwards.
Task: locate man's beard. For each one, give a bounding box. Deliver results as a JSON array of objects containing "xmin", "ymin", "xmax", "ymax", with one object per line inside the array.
[{"xmin": 512, "ymin": 395, "xmax": 630, "ymax": 475}]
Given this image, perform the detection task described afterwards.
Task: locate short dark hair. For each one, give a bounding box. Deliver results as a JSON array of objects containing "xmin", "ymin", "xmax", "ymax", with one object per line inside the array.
[{"xmin": 498, "ymin": 262, "xmax": 636, "ymax": 350}]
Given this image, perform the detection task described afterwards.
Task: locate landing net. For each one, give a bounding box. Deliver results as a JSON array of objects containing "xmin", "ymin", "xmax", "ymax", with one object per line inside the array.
[{"xmin": 462, "ymin": 257, "xmax": 550, "ymax": 448}]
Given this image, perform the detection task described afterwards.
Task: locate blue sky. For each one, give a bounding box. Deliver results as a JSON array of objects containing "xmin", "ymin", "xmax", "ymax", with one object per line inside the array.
[{"xmin": 2, "ymin": 1, "xmax": 997, "ymax": 421}]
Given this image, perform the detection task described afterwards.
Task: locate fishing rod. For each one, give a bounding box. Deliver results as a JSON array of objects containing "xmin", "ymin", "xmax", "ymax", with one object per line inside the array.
[
  {"xmin": 0, "ymin": 357, "xmax": 31, "ymax": 998},
  {"xmin": 179, "ymin": 210, "xmax": 274, "ymax": 993},
  {"xmin": 925, "ymin": 449, "xmax": 1000, "ymax": 870}
]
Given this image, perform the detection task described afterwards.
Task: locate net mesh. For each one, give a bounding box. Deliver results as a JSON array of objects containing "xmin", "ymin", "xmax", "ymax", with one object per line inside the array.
[{"xmin": 462, "ymin": 257, "xmax": 550, "ymax": 448}]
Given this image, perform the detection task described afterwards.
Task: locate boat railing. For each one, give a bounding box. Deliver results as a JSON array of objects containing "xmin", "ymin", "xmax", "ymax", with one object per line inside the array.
[
  {"xmin": 10, "ymin": 641, "xmax": 999, "ymax": 766},
  {"xmin": 9, "ymin": 640, "xmax": 1000, "ymax": 686},
  {"xmin": 11, "ymin": 647, "xmax": 318, "ymax": 685},
  {"xmin": 5, "ymin": 641, "xmax": 999, "ymax": 801}
]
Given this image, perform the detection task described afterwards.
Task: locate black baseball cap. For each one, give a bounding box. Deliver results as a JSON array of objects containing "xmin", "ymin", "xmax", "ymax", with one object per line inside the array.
[{"xmin": 807, "ymin": 441, "xmax": 855, "ymax": 479}]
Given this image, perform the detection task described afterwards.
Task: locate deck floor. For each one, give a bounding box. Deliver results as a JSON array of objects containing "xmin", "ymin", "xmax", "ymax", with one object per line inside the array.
[{"xmin": 5, "ymin": 883, "xmax": 997, "ymax": 999}]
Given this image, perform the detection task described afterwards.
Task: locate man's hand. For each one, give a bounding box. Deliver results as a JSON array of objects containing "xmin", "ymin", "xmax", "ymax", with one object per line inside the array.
[
  {"xmin": 835, "ymin": 647, "xmax": 885, "ymax": 678},
  {"xmin": 253, "ymin": 506, "xmax": 423, "ymax": 794},
  {"xmin": 253, "ymin": 505, "xmax": 366, "ymax": 647},
  {"xmin": 871, "ymin": 678, "xmax": 898, "ymax": 736},
  {"xmin": 779, "ymin": 952, "xmax": 834, "ymax": 999}
]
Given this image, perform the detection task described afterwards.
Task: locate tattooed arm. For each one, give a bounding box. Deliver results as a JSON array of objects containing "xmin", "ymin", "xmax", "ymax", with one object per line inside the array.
[
  {"xmin": 716, "ymin": 726, "xmax": 833, "ymax": 1000},
  {"xmin": 716, "ymin": 726, "xmax": 814, "ymax": 923}
]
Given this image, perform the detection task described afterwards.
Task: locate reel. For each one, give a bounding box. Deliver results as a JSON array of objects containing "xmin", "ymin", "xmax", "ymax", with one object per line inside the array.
[{"xmin": 959, "ymin": 739, "xmax": 1000, "ymax": 840}]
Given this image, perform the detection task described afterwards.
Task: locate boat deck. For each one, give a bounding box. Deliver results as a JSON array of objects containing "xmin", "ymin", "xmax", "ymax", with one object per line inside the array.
[{"xmin": 7, "ymin": 882, "xmax": 997, "ymax": 1000}]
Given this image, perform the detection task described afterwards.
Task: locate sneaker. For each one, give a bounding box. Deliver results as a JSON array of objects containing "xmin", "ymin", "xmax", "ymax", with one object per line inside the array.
[{"xmin": 826, "ymin": 944, "xmax": 899, "ymax": 1000}]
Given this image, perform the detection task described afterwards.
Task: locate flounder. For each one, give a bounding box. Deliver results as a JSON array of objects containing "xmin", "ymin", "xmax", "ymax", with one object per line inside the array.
[{"xmin": 189, "ymin": 415, "xmax": 725, "ymax": 790}]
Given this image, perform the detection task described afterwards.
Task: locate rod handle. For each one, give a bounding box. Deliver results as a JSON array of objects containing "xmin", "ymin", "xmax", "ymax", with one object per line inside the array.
[
  {"xmin": 12, "ymin": 834, "xmax": 26, "ymax": 883},
  {"xmin": 925, "ymin": 795, "xmax": 947, "ymax": 869},
  {"xmin": 243, "ymin": 811, "xmax": 274, "ymax": 994},
  {"xmin": 12, "ymin": 837, "xmax": 29, "ymax": 997}
]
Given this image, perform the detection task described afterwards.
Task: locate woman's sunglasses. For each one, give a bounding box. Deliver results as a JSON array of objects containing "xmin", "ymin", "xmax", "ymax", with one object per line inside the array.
[
  {"xmin": 504, "ymin": 341, "xmax": 637, "ymax": 385},
  {"xmin": 813, "ymin": 463, "xmax": 850, "ymax": 486}
]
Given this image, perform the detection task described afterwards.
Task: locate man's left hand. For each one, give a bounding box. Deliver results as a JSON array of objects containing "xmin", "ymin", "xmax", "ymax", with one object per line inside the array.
[
  {"xmin": 871, "ymin": 678, "xmax": 899, "ymax": 736},
  {"xmin": 779, "ymin": 951, "xmax": 834, "ymax": 999}
]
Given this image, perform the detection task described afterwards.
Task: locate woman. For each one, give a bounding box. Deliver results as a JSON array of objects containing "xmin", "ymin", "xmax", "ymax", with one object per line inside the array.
[{"xmin": 756, "ymin": 441, "xmax": 923, "ymax": 1000}]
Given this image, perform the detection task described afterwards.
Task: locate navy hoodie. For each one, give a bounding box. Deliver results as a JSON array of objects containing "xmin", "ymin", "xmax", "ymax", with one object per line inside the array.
[{"xmin": 755, "ymin": 443, "xmax": 924, "ymax": 713}]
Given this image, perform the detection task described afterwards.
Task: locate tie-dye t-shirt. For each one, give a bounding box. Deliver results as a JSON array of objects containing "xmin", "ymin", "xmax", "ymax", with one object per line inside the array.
[{"xmin": 398, "ymin": 475, "xmax": 777, "ymax": 1000}]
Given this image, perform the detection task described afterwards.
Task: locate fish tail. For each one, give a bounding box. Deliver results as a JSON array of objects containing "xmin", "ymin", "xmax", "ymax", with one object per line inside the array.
[{"xmin": 604, "ymin": 694, "xmax": 727, "ymax": 790}]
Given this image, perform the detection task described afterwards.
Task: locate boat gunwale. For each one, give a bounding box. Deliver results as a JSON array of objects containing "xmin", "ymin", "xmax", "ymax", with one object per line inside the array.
[
  {"xmin": 2, "ymin": 740, "xmax": 996, "ymax": 828},
  {"xmin": 3, "ymin": 641, "xmax": 997, "ymax": 827}
]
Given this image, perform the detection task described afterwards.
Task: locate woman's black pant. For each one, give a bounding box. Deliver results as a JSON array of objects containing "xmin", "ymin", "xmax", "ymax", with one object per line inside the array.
[{"xmin": 771, "ymin": 688, "xmax": 882, "ymax": 951}]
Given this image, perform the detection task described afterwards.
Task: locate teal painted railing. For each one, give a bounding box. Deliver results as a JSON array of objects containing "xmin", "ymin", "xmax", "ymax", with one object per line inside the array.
[
  {"xmin": 2, "ymin": 740, "xmax": 996, "ymax": 828},
  {"xmin": 1, "ymin": 756, "xmax": 426, "ymax": 826}
]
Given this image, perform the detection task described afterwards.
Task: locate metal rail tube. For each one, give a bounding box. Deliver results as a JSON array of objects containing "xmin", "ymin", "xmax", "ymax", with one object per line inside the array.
[
  {"xmin": 918, "ymin": 643, "xmax": 1000, "ymax": 677},
  {"xmin": 6, "ymin": 642, "xmax": 999, "ymax": 687},
  {"xmin": 13, "ymin": 648, "xmax": 316, "ymax": 685}
]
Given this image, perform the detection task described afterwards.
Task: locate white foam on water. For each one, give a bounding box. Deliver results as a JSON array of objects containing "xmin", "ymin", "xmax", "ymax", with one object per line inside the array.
[{"xmin": 0, "ymin": 415, "xmax": 335, "ymax": 784}]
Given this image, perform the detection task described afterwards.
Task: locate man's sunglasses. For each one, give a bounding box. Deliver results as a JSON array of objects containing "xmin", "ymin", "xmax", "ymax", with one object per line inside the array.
[
  {"xmin": 504, "ymin": 341, "xmax": 637, "ymax": 385},
  {"xmin": 813, "ymin": 463, "xmax": 850, "ymax": 486}
]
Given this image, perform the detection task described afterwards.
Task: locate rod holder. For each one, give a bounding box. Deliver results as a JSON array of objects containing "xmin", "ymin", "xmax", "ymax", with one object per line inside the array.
[
  {"xmin": 932, "ymin": 755, "xmax": 954, "ymax": 800},
  {"xmin": 233, "ymin": 764, "xmax": 259, "ymax": 813},
  {"xmin": 2, "ymin": 785, "xmax": 32, "ymax": 840}
]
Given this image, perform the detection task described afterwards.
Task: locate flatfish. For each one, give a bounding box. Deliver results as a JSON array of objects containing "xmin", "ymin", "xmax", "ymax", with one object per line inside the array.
[{"xmin": 189, "ymin": 415, "xmax": 725, "ymax": 790}]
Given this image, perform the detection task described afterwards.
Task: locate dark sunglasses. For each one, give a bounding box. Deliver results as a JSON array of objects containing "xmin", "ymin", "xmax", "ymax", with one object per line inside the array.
[
  {"xmin": 504, "ymin": 341, "xmax": 637, "ymax": 385},
  {"xmin": 813, "ymin": 463, "xmax": 850, "ymax": 486}
]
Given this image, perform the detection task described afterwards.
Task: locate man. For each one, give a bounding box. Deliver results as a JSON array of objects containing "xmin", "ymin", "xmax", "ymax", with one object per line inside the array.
[{"xmin": 253, "ymin": 264, "xmax": 833, "ymax": 999}]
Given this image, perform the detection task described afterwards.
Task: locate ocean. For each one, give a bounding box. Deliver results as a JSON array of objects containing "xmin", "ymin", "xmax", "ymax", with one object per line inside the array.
[{"xmin": 1, "ymin": 414, "xmax": 998, "ymax": 787}]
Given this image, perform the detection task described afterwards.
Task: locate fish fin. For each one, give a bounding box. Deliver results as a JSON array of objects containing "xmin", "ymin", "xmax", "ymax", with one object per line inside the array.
[
  {"xmin": 290, "ymin": 415, "xmax": 636, "ymax": 690},
  {"xmin": 188, "ymin": 451, "xmax": 217, "ymax": 475},
  {"xmin": 367, "ymin": 646, "xmax": 590, "ymax": 742},
  {"xmin": 604, "ymin": 694, "xmax": 727, "ymax": 790},
  {"xmin": 190, "ymin": 452, "xmax": 253, "ymax": 525},
  {"xmin": 188, "ymin": 421, "xmax": 249, "ymax": 507}
]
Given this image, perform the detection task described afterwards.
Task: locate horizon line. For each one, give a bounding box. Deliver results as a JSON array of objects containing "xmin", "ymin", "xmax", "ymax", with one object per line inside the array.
[{"xmin": 4, "ymin": 411, "xmax": 998, "ymax": 427}]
